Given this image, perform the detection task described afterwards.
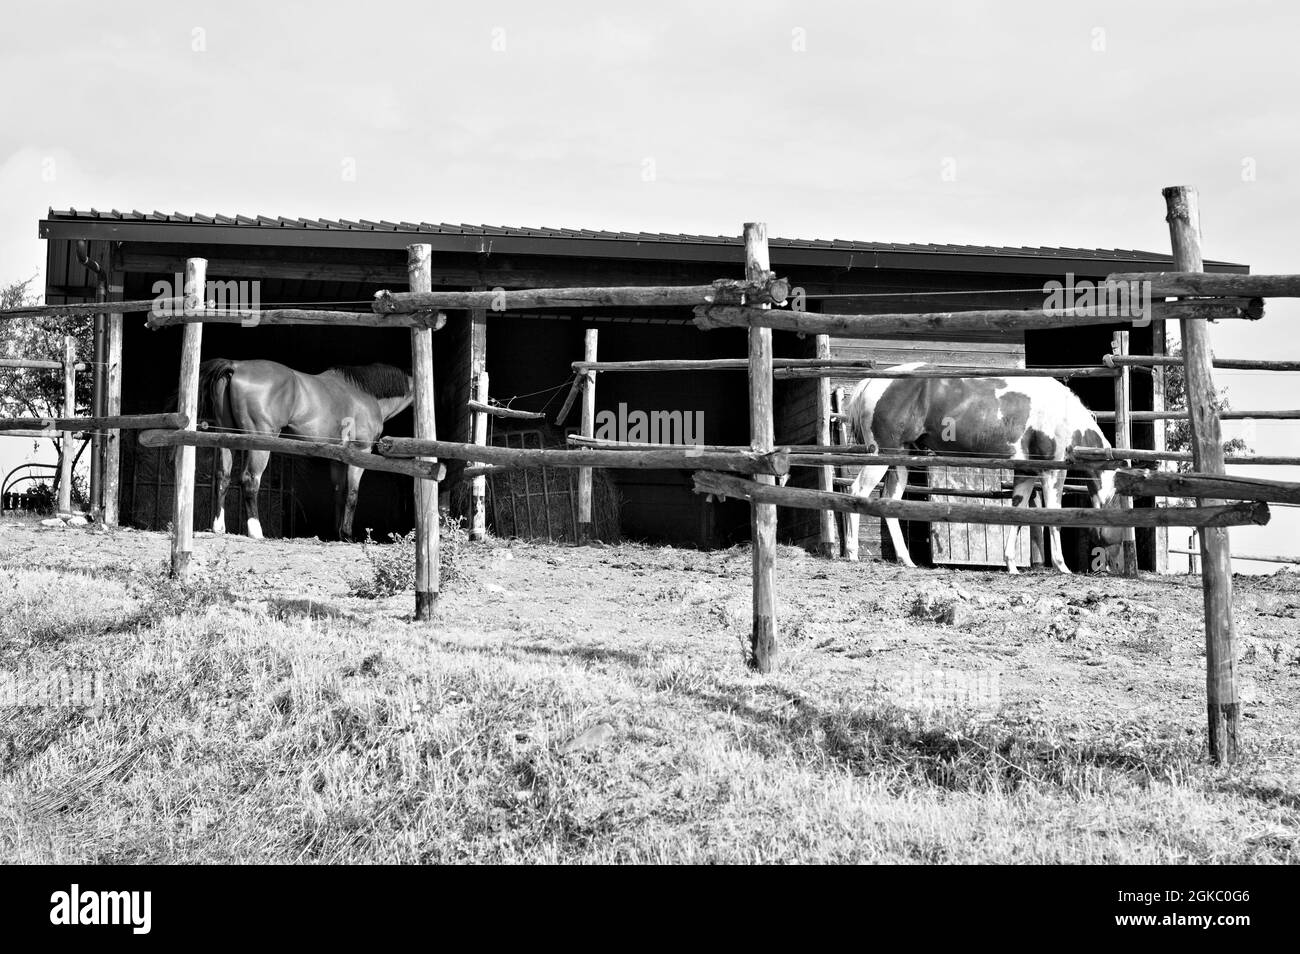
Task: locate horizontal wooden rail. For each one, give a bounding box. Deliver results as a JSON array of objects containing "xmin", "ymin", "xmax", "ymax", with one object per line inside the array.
[
  {"xmin": 0, "ymin": 358, "xmax": 87, "ymax": 371},
  {"xmin": 371, "ymin": 276, "xmax": 790, "ymax": 314},
  {"xmin": 0, "ymin": 429, "xmax": 88, "ymax": 440},
  {"xmin": 567, "ymin": 436, "xmax": 1119, "ymax": 471},
  {"xmin": 1105, "ymin": 272, "xmax": 1300, "ymax": 298},
  {"xmin": 376, "ymin": 436, "xmax": 790, "ymax": 475},
  {"xmin": 693, "ymin": 471, "xmax": 1270, "ymax": 528},
  {"xmin": 1115, "ymin": 468, "xmax": 1300, "ymax": 505},
  {"xmin": 1169, "ymin": 548, "xmax": 1300, "ymax": 565},
  {"xmin": 0, "ymin": 412, "xmax": 188, "ymax": 433},
  {"xmin": 785, "ymin": 451, "xmax": 1115, "ymax": 471},
  {"xmin": 466, "ymin": 400, "xmax": 545, "ymax": 420},
  {"xmin": 830, "ymin": 483, "xmax": 1087, "ymax": 499},
  {"xmin": 0, "ymin": 297, "xmax": 185, "ymax": 319},
  {"xmin": 146, "ymin": 308, "xmax": 447, "ymax": 330},
  {"xmin": 139, "ymin": 429, "xmax": 444, "ymax": 480},
  {"xmin": 832, "ymin": 476, "xmax": 1090, "ymax": 496},
  {"xmin": 1104, "ymin": 354, "xmax": 1300, "ymax": 372},
  {"xmin": 1072, "ymin": 447, "xmax": 1300, "ymax": 466},
  {"xmin": 570, "ymin": 357, "xmax": 882, "ymax": 373},
  {"xmin": 693, "ymin": 299, "xmax": 1262, "ymax": 336},
  {"xmin": 773, "ymin": 365, "xmax": 1118, "ymax": 380},
  {"xmin": 1094, "ymin": 409, "xmax": 1300, "ymax": 422}
]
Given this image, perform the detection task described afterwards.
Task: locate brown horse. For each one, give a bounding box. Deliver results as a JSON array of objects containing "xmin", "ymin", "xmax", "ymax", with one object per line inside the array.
[{"xmin": 199, "ymin": 359, "xmax": 414, "ymax": 540}]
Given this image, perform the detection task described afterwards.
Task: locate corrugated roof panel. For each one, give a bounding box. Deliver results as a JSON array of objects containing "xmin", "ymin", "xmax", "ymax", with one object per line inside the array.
[{"xmin": 40, "ymin": 207, "xmax": 1249, "ymax": 268}]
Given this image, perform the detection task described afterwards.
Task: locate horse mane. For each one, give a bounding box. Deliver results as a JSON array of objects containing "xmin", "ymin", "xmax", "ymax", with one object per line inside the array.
[{"xmin": 328, "ymin": 363, "xmax": 410, "ymax": 399}]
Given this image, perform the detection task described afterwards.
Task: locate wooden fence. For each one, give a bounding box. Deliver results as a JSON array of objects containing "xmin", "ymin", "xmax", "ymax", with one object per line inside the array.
[{"xmin": 5, "ymin": 184, "xmax": 1298, "ymax": 765}]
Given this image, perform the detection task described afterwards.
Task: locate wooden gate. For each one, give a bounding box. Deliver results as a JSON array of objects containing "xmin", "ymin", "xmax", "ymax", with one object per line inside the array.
[{"xmin": 927, "ymin": 465, "xmax": 1029, "ymax": 567}]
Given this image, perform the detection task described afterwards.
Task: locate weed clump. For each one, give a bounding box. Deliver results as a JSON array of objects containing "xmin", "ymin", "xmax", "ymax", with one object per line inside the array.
[{"xmin": 350, "ymin": 515, "xmax": 468, "ymax": 599}]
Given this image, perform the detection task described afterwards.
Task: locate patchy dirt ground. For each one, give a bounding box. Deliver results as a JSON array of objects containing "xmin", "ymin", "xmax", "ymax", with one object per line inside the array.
[{"xmin": 2, "ymin": 517, "xmax": 1298, "ymax": 863}]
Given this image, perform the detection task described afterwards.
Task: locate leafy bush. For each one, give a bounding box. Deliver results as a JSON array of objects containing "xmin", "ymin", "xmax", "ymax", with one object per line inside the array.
[{"xmin": 350, "ymin": 515, "xmax": 468, "ymax": 599}]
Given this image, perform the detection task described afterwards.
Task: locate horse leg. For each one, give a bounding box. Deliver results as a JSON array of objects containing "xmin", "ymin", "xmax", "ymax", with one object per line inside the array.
[
  {"xmin": 1042, "ymin": 470, "xmax": 1071, "ymax": 574},
  {"xmin": 329, "ymin": 461, "xmax": 347, "ymax": 538},
  {"xmin": 844, "ymin": 464, "xmax": 889, "ymax": 563},
  {"xmin": 1029, "ymin": 488, "xmax": 1045, "ymax": 567},
  {"xmin": 882, "ymin": 465, "xmax": 916, "ymax": 568},
  {"xmin": 1004, "ymin": 475, "xmax": 1038, "ymax": 574},
  {"xmin": 241, "ymin": 450, "xmax": 271, "ymax": 540},
  {"xmin": 339, "ymin": 465, "xmax": 363, "ymax": 541},
  {"xmin": 213, "ymin": 447, "xmax": 233, "ymax": 533}
]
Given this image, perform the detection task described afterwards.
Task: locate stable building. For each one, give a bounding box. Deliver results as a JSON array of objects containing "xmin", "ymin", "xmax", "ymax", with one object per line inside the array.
[{"xmin": 38, "ymin": 210, "xmax": 1249, "ymax": 570}]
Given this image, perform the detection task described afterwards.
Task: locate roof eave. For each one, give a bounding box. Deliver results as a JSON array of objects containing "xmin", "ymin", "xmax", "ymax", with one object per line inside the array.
[{"xmin": 37, "ymin": 218, "xmax": 1250, "ymax": 275}]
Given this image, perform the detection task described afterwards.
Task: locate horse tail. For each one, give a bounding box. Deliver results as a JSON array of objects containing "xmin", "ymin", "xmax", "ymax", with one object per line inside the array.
[{"xmin": 198, "ymin": 358, "xmax": 237, "ymax": 428}]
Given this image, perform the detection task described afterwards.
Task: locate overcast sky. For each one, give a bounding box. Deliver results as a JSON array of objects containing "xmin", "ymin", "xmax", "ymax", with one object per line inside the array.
[{"xmin": 1, "ymin": 0, "xmax": 1296, "ymax": 564}]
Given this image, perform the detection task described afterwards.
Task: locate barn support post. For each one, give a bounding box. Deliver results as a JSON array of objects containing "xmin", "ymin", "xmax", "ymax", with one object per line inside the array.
[
  {"xmin": 577, "ymin": 328, "xmax": 598, "ymax": 542},
  {"xmin": 409, "ymin": 244, "xmax": 439, "ymax": 621},
  {"xmin": 103, "ymin": 264, "xmax": 125, "ymax": 526},
  {"xmin": 57, "ymin": 335, "xmax": 76, "ymax": 517},
  {"xmin": 1111, "ymin": 330, "xmax": 1139, "ymax": 576},
  {"xmin": 833, "ymin": 386, "xmax": 859, "ymax": 561},
  {"xmin": 746, "ymin": 223, "xmax": 778, "ymax": 672},
  {"xmin": 170, "ymin": 258, "xmax": 205, "ymax": 578},
  {"xmin": 89, "ymin": 278, "xmax": 106, "ymax": 520},
  {"xmin": 468, "ymin": 304, "xmax": 488, "ymax": 541},
  {"xmin": 1163, "ymin": 185, "xmax": 1239, "ymax": 764},
  {"xmin": 470, "ymin": 370, "xmax": 489, "ymax": 542},
  {"xmin": 814, "ymin": 334, "xmax": 838, "ymax": 557}
]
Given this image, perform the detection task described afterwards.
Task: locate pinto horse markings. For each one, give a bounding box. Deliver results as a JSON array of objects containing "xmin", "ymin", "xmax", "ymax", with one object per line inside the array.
[
  {"xmin": 199, "ymin": 359, "xmax": 414, "ymax": 540},
  {"xmin": 844, "ymin": 363, "xmax": 1123, "ymax": 573}
]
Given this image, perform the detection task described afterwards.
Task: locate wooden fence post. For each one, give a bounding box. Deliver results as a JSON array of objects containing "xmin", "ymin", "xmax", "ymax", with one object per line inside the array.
[
  {"xmin": 470, "ymin": 370, "xmax": 489, "ymax": 541},
  {"xmin": 814, "ymin": 334, "xmax": 838, "ymax": 557},
  {"xmin": 171, "ymin": 258, "xmax": 205, "ymax": 577},
  {"xmin": 1163, "ymin": 185, "xmax": 1239, "ymax": 764},
  {"xmin": 409, "ymin": 244, "xmax": 439, "ymax": 620},
  {"xmin": 577, "ymin": 328, "xmax": 598, "ymax": 542},
  {"xmin": 746, "ymin": 223, "xmax": 777, "ymax": 672},
  {"xmin": 57, "ymin": 335, "xmax": 75, "ymax": 517},
  {"xmin": 1112, "ymin": 330, "xmax": 1139, "ymax": 576}
]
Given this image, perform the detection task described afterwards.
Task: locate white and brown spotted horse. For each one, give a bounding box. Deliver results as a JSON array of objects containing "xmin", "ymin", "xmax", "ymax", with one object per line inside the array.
[{"xmin": 843, "ymin": 363, "xmax": 1124, "ymax": 573}]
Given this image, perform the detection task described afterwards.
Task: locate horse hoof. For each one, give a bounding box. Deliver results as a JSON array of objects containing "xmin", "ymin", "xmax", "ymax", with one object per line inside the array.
[
  {"xmin": 246, "ymin": 518, "xmax": 264, "ymax": 540},
  {"xmin": 1006, "ymin": 565, "xmax": 1020, "ymax": 575}
]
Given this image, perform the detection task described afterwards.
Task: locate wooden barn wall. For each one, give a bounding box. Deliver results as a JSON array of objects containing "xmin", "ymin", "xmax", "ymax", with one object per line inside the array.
[
  {"xmin": 482, "ymin": 313, "xmax": 752, "ymax": 546},
  {"xmin": 44, "ymin": 238, "xmax": 112, "ymax": 298}
]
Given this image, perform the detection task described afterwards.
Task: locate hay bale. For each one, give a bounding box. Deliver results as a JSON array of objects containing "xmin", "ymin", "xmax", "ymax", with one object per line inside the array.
[{"xmin": 449, "ymin": 424, "xmax": 622, "ymax": 543}]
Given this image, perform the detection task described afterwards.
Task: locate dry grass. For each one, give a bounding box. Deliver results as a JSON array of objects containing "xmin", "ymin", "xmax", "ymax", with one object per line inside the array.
[{"xmin": 0, "ymin": 525, "xmax": 1297, "ymax": 863}]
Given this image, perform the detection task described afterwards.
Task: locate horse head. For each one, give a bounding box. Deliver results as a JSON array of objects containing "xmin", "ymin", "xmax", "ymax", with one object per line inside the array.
[{"xmin": 1089, "ymin": 468, "xmax": 1127, "ymax": 556}]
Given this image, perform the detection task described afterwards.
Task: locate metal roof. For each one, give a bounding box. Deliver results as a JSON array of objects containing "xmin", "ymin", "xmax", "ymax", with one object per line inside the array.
[{"xmin": 39, "ymin": 208, "xmax": 1248, "ymax": 275}]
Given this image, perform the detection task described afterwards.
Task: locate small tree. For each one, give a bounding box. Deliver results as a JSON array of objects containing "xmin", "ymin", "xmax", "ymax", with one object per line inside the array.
[
  {"xmin": 1163, "ymin": 341, "xmax": 1251, "ymax": 468},
  {"xmin": 1, "ymin": 278, "xmax": 96, "ymax": 504}
]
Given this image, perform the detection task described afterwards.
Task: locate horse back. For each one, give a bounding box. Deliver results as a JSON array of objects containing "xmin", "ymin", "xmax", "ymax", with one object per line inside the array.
[{"xmin": 852, "ymin": 365, "xmax": 1108, "ymax": 460}]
